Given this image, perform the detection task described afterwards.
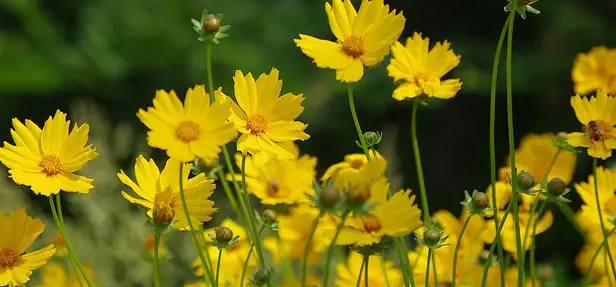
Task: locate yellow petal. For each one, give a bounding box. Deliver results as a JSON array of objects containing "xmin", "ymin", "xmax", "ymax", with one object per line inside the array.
[
  {"xmin": 265, "ymin": 93, "xmax": 305, "ymax": 122},
  {"xmin": 184, "ymin": 85, "xmax": 210, "ymax": 120},
  {"xmin": 255, "ymin": 68, "xmax": 282, "ymax": 115},
  {"xmin": 329, "ymin": 0, "xmax": 353, "ymax": 39},
  {"xmin": 570, "ymin": 95, "xmax": 593, "ymax": 125},
  {"xmin": 294, "ymin": 35, "xmax": 352, "ymax": 70},
  {"xmin": 335, "ymin": 58, "xmax": 364, "ymax": 83},
  {"xmin": 566, "ymin": 132, "xmax": 589, "ymax": 148},
  {"xmin": 234, "ymin": 70, "xmax": 258, "ymax": 115},
  {"xmin": 392, "ymin": 82, "xmax": 423, "ymax": 101},
  {"xmin": 266, "ymin": 121, "xmax": 309, "ymax": 142}
]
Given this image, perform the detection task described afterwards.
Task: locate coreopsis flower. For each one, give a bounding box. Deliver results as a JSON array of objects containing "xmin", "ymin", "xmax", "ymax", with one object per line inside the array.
[
  {"xmin": 567, "ymin": 90, "xmax": 616, "ymax": 159},
  {"xmin": 320, "ymin": 149, "xmax": 381, "ymax": 189},
  {"xmin": 34, "ymin": 262, "xmax": 97, "ymax": 287},
  {"xmin": 118, "ymin": 155, "xmax": 217, "ymax": 231},
  {"xmin": 340, "ymin": 156, "xmax": 389, "ymax": 204},
  {"xmin": 335, "ymin": 252, "xmax": 403, "ymax": 287},
  {"xmin": 0, "ymin": 110, "xmax": 98, "ymax": 196},
  {"xmin": 387, "ymin": 32, "xmax": 462, "ymax": 100},
  {"xmin": 576, "ymin": 236, "xmax": 616, "ymax": 284},
  {"xmin": 234, "ymin": 144, "xmax": 316, "ymax": 205},
  {"xmin": 294, "ymin": 0, "xmax": 405, "ymax": 83},
  {"xmin": 574, "ymin": 166, "xmax": 616, "ymax": 241},
  {"xmin": 137, "ymin": 85, "xmax": 237, "ymax": 162},
  {"xmin": 337, "ymin": 189, "xmax": 422, "ymax": 246},
  {"xmin": 263, "ymin": 205, "xmax": 334, "ymax": 264},
  {"xmin": 572, "ymin": 46, "xmax": 616, "ymax": 96},
  {"xmin": 0, "ymin": 208, "xmax": 56, "ymax": 287},
  {"xmin": 191, "ymin": 219, "xmax": 254, "ymax": 287},
  {"xmin": 226, "ymin": 68, "xmax": 309, "ymax": 159}
]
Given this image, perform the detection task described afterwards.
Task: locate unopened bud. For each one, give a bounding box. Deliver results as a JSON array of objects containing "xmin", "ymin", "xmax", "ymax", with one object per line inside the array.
[
  {"xmin": 478, "ymin": 250, "xmax": 491, "ymax": 265},
  {"xmin": 319, "ymin": 186, "xmax": 340, "ymax": 207},
  {"xmin": 215, "ymin": 227, "xmax": 233, "ymax": 243},
  {"xmin": 557, "ymin": 132, "xmax": 568, "ymax": 140},
  {"xmin": 471, "ymin": 191, "xmax": 490, "ymax": 209},
  {"xmin": 516, "ymin": 171, "xmax": 536, "ymax": 190},
  {"xmin": 202, "ymin": 15, "xmax": 221, "ymax": 33},
  {"xmin": 547, "ymin": 178, "xmax": 567, "ymax": 196},
  {"xmin": 252, "ymin": 268, "xmax": 270, "ymax": 286},
  {"xmin": 362, "ymin": 131, "xmax": 382, "ymax": 147},
  {"xmin": 262, "ymin": 209, "xmax": 276, "ymax": 222},
  {"xmin": 153, "ymin": 203, "xmax": 175, "ymax": 226},
  {"xmin": 424, "ymin": 228, "xmax": 441, "ymax": 246}
]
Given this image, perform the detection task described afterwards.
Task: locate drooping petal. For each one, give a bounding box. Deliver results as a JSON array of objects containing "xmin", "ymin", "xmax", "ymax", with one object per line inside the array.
[
  {"xmin": 392, "ymin": 82, "xmax": 423, "ymax": 101},
  {"xmin": 294, "ymin": 35, "xmax": 353, "ymax": 70},
  {"xmin": 335, "ymin": 58, "xmax": 364, "ymax": 83}
]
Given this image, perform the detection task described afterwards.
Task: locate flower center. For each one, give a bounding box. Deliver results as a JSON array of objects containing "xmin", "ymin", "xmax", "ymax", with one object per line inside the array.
[
  {"xmin": 39, "ymin": 154, "xmax": 63, "ymax": 176},
  {"xmin": 0, "ymin": 247, "xmax": 18, "ymax": 268},
  {"xmin": 153, "ymin": 188, "xmax": 176, "ymax": 225},
  {"xmin": 584, "ymin": 120, "xmax": 612, "ymax": 142},
  {"xmin": 266, "ymin": 178, "xmax": 280, "ymax": 197},
  {"xmin": 350, "ymin": 159, "xmax": 364, "ymax": 169},
  {"xmin": 414, "ymin": 72, "xmax": 429, "ymax": 86},
  {"xmin": 175, "ymin": 121, "xmax": 201, "ymax": 142},
  {"xmin": 362, "ymin": 214, "xmax": 382, "ymax": 233},
  {"xmin": 247, "ymin": 114, "xmax": 268, "ymax": 134},
  {"xmin": 342, "ymin": 35, "xmax": 365, "ymax": 58}
]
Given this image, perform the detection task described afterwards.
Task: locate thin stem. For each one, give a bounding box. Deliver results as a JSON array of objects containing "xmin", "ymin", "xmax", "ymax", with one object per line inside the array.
[
  {"xmin": 606, "ymin": 249, "xmax": 615, "ymax": 287},
  {"xmin": 452, "ymin": 215, "xmax": 472, "ymax": 287},
  {"xmin": 528, "ymin": 202, "xmax": 547, "ymax": 287},
  {"xmin": 215, "ymin": 249, "xmax": 223, "ymax": 287},
  {"xmin": 241, "ymin": 154, "xmax": 267, "ymax": 268},
  {"xmin": 215, "ymin": 168, "xmax": 244, "ymax": 225},
  {"xmin": 411, "ymin": 99, "xmax": 430, "ymax": 223},
  {"xmin": 153, "ymin": 234, "xmax": 163, "ymax": 287},
  {"xmin": 356, "ymin": 256, "xmax": 367, "ymax": 287},
  {"xmin": 425, "ymin": 249, "xmax": 433, "ymax": 287},
  {"xmin": 558, "ymin": 203, "xmax": 585, "ymax": 237},
  {"xmin": 48, "ymin": 196, "xmax": 86, "ymax": 287},
  {"xmin": 365, "ymin": 254, "xmax": 370, "ymax": 287},
  {"xmin": 206, "ymin": 42, "xmax": 215, "ymax": 102},
  {"xmin": 522, "ymin": 196, "xmax": 541, "ymax": 257},
  {"xmin": 239, "ymin": 225, "xmax": 266, "ymax": 287},
  {"xmin": 302, "ymin": 211, "xmax": 324, "ymax": 287},
  {"xmin": 197, "ymin": 225, "xmax": 217, "ymax": 283},
  {"xmin": 322, "ymin": 211, "xmax": 350, "ymax": 287},
  {"xmin": 584, "ymin": 227, "xmax": 616, "ymax": 287},
  {"xmin": 431, "ymin": 251, "xmax": 438, "ymax": 285},
  {"xmin": 347, "ymin": 83, "xmax": 370, "ymax": 159},
  {"xmin": 400, "ymin": 239, "xmax": 417, "ymax": 287},
  {"xmin": 393, "ymin": 238, "xmax": 412, "ymax": 287},
  {"xmin": 481, "ymin": 205, "xmax": 512, "ymax": 287},
  {"xmin": 379, "ymin": 255, "xmax": 392, "ymax": 287},
  {"xmin": 592, "ymin": 157, "xmax": 616, "ymax": 279}
]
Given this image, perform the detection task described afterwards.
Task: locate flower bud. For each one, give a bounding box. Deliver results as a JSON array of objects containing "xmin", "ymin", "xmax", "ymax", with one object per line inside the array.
[
  {"xmin": 471, "ymin": 191, "xmax": 489, "ymax": 209},
  {"xmin": 557, "ymin": 132, "xmax": 568, "ymax": 140},
  {"xmin": 262, "ymin": 209, "xmax": 276, "ymax": 222},
  {"xmin": 202, "ymin": 15, "xmax": 221, "ymax": 33},
  {"xmin": 362, "ymin": 131, "xmax": 382, "ymax": 146},
  {"xmin": 477, "ymin": 250, "xmax": 491, "ymax": 265},
  {"xmin": 153, "ymin": 202, "xmax": 175, "ymax": 226},
  {"xmin": 423, "ymin": 228, "xmax": 441, "ymax": 246},
  {"xmin": 252, "ymin": 268, "xmax": 270, "ymax": 286},
  {"xmin": 319, "ymin": 185, "xmax": 340, "ymax": 207},
  {"xmin": 215, "ymin": 227, "xmax": 233, "ymax": 243},
  {"xmin": 516, "ymin": 171, "xmax": 536, "ymax": 190},
  {"xmin": 547, "ymin": 178, "xmax": 567, "ymax": 196}
]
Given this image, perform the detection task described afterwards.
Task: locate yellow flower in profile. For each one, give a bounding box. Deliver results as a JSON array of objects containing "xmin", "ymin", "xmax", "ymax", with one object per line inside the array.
[
  {"xmin": 567, "ymin": 90, "xmax": 616, "ymax": 159},
  {"xmin": 321, "ymin": 149, "xmax": 381, "ymax": 189},
  {"xmin": 226, "ymin": 68, "xmax": 309, "ymax": 159},
  {"xmin": 138, "ymin": 85, "xmax": 237, "ymax": 162},
  {"xmin": 34, "ymin": 262, "xmax": 97, "ymax": 287},
  {"xmin": 294, "ymin": 0, "xmax": 405, "ymax": 83},
  {"xmin": 572, "ymin": 46, "xmax": 616, "ymax": 96},
  {"xmin": 387, "ymin": 32, "xmax": 462, "ymax": 100},
  {"xmin": 118, "ymin": 155, "xmax": 217, "ymax": 231},
  {"xmin": 335, "ymin": 252, "xmax": 403, "ymax": 287},
  {"xmin": 0, "ymin": 110, "xmax": 98, "ymax": 196},
  {"xmin": 574, "ymin": 166, "xmax": 616, "ymax": 242},
  {"xmin": 337, "ymin": 189, "xmax": 422, "ymax": 246},
  {"xmin": 0, "ymin": 208, "xmax": 56, "ymax": 287},
  {"xmin": 235, "ymin": 144, "xmax": 316, "ymax": 205}
]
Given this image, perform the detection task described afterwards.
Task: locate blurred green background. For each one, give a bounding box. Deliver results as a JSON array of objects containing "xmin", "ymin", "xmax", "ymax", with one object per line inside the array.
[{"xmin": 1, "ymin": 0, "xmax": 615, "ymax": 286}]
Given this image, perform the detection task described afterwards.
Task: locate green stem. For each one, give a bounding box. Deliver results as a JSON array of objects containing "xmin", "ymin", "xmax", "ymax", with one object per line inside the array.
[
  {"xmin": 606, "ymin": 249, "xmax": 615, "ymax": 287},
  {"xmin": 522, "ymin": 196, "xmax": 541, "ymax": 257},
  {"xmin": 411, "ymin": 99, "xmax": 430, "ymax": 223},
  {"xmin": 241, "ymin": 154, "xmax": 267, "ymax": 268},
  {"xmin": 239, "ymin": 225, "xmax": 266, "ymax": 287},
  {"xmin": 215, "ymin": 249, "xmax": 223, "ymax": 287},
  {"xmin": 215, "ymin": 168, "xmax": 244, "ymax": 225},
  {"xmin": 584, "ymin": 227, "xmax": 616, "ymax": 287},
  {"xmin": 528, "ymin": 202, "xmax": 547, "ymax": 287},
  {"xmin": 592, "ymin": 157, "xmax": 616, "ymax": 280},
  {"xmin": 356, "ymin": 255, "xmax": 367, "ymax": 287},
  {"xmin": 365, "ymin": 253, "xmax": 370, "ymax": 287},
  {"xmin": 322, "ymin": 211, "xmax": 350, "ymax": 287},
  {"xmin": 206, "ymin": 42, "xmax": 215, "ymax": 102},
  {"xmin": 400, "ymin": 239, "xmax": 416, "ymax": 287},
  {"xmin": 197, "ymin": 225, "xmax": 216, "ymax": 283},
  {"xmin": 425, "ymin": 249, "xmax": 432, "ymax": 287},
  {"xmin": 347, "ymin": 83, "xmax": 370, "ymax": 159},
  {"xmin": 451, "ymin": 215, "xmax": 472, "ymax": 287},
  {"xmin": 178, "ymin": 164, "xmax": 214, "ymax": 286},
  {"xmin": 481, "ymin": 205, "xmax": 512, "ymax": 287},
  {"xmin": 153, "ymin": 234, "xmax": 163, "ymax": 287},
  {"xmin": 48, "ymin": 196, "xmax": 86, "ymax": 287},
  {"xmin": 302, "ymin": 211, "xmax": 324, "ymax": 287},
  {"xmin": 558, "ymin": 203, "xmax": 585, "ymax": 237},
  {"xmin": 431, "ymin": 251, "xmax": 438, "ymax": 286},
  {"xmin": 379, "ymin": 255, "xmax": 391, "ymax": 287},
  {"xmin": 394, "ymin": 238, "xmax": 413, "ymax": 287}
]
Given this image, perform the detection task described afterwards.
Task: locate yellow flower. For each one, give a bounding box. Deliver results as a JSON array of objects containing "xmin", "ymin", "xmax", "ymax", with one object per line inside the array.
[
  {"xmin": 0, "ymin": 110, "xmax": 98, "ymax": 196},
  {"xmin": 294, "ymin": 0, "xmax": 405, "ymax": 83},
  {"xmin": 235, "ymin": 144, "xmax": 316, "ymax": 205},
  {"xmin": 191, "ymin": 219, "xmax": 254, "ymax": 287},
  {"xmin": 137, "ymin": 85, "xmax": 237, "ymax": 162},
  {"xmin": 572, "ymin": 46, "xmax": 616, "ymax": 96},
  {"xmin": 337, "ymin": 189, "xmax": 422, "ymax": 246},
  {"xmin": 567, "ymin": 90, "xmax": 616, "ymax": 159},
  {"xmin": 263, "ymin": 205, "xmax": 334, "ymax": 264},
  {"xmin": 226, "ymin": 68, "xmax": 309, "ymax": 159},
  {"xmin": 574, "ymin": 166, "xmax": 616, "ymax": 242},
  {"xmin": 335, "ymin": 251, "xmax": 402, "ymax": 287},
  {"xmin": 320, "ymin": 149, "xmax": 381, "ymax": 189},
  {"xmin": 387, "ymin": 32, "xmax": 462, "ymax": 100},
  {"xmin": 118, "ymin": 155, "xmax": 217, "ymax": 231},
  {"xmin": 576, "ymin": 236, "xmax": 616, "ymax": 284},
  {"xmin": 485, "ymin": 209, "xmax": 553, "ymax": 260},
  {"xmin": 34, "ymin": 262, "xmax": 97, "ymax": 287},
  {"xmin": 340, "ymin": 156, "xmax": 389, "ymax": 203},
  {"xmin": 0, "ymin": 208, "xmax": 56, "ymax": 287}
]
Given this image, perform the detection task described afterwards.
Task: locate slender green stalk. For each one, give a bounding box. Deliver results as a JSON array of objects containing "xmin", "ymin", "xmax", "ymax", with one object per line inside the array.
[
  {"xmin": 522, "ymin": 196, "xmax": 541, "ymax": 255},
  {"xmin": 394, "ymin": 238, "xmax": 413, "ymax": 287},
  {"xmin": 400, "ymin": 238, "xmax": 417, "ymax": 287},
  {"xmin": 379, "ymin": 255, "xmax": 392, "ymax": 287},
  {"xmin": 48, "ymin": 196, "xmax": 86, "ymax": 287},
  {"xmin": 347, "ymin": 83, "xmax": 370, "ymax": 159},
  {"xmin": 215, "ymin": 249, "xmax": 223, "ymax": 287},
  {"xmin": 528, "ymin": 202, "xmax": 547, "ymax": 287},
  {"xmin": 431, "ymin": 252, "xmax": 438, "ymax": 285},
  {"xmin": 178, "ymin": 165, "xmax": 214, "ymax": 285},
  {"xmin": 592, "ymin": 158, "xmax": 616, "ymax": 279},
  {"xmin": 206, "ymin": 42, "xmax": 215, "ymax": 101},
  {"xmin": 153, "ymin": 234, "xmax": 163, "ymax": 287},
  {"xmin": 323, "ymin": 211, "xmax": 350, "ymax": 287},
  {"xmin": 606, "ymin": 248, "xmax": 615, "ymax": 287},
  {"xmin": 584, "ymin": 227, "xmax": 616, "ymax": 286},
  {"xmin": 481, "ymin": 205, "xmax": 512, "ymax": 287},
  {"xmin": 365, "ymin": 254, "xmax": 370, "ymax": 287},
  {"xmin": 241, "ymin": 155, "xmax": 267, "ymax": 268},
  {"xmin": 411, "ymin": 99, "xmax": 430, "ymax": 223},
  {"xmin": 558, "ymin": 203, "xmax": 585, "ymax": 236},
  {"xmin": 451, "ymin": 215, "xmax": 472, "ymax": 287},
  {"xmin": 215, "ymin": 168, "xmax": 244, "ymax": 224},
  {"xmin": 239, "ymin": 225, "xmax": 266, "ymax": 287},
  {"xmin": 197, "ymin": 225, "xmax": 216, "ymax": 283},
  {"xmin": 425, "ymin": 249, "xmax": 433, "ymax": 287},
  {"xmin": 302, "ymin": 211, "xmax": 324, "ymax": 287},
  {"xmin": 356, "ymin": 256, "xmax": 367, "ymax": 287}
]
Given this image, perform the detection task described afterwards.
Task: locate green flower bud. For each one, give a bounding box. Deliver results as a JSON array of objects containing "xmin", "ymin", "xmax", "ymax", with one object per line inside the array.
[
  {"xmin": 262, "ymin": 209, "xmax": 276, "ymax": 222},
  {"xmin": 215, "ymin": 227, "xmax": 233, "ymax": 243},
  {"xmin": 252, "ymin": 268, "xmax": 270, "ymax": 286},
  {"xmin": 202, "ymin": 14, "xmax": 221, "ymax": 33},
  {"xmin": 478, "ymin": 250, "xmax": 491, "ymax": 265},
  {"xmin": 423, "ymin": 228, "xmax": 441, "ymax": 246},
  {"xmin": 547, "ymin": 178, "xmax": 567, "ymax": 196},
  {"xmin": 319, "ymin": 185, "xmax": 340, "ymax": 207},
  {"xmin": 471, "ymin": 191, "xmax": 490, "ymax": 209},
  {"xmin": 516, "ymin": 171, "xmax": 536, "ymax": 190}
]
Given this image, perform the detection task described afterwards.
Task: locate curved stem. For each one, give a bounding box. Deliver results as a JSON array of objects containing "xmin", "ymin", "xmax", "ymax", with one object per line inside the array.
[
  {"xmin": 425, "ymin": 249, "xmax": 432, "ymax": 287},
  {"xmin": 302, "ymin": 211, "xmax": 324, "ymax": 287},
  {"xmin": 239, "ymin": 225, "xmax": 266, "ymax": 287},
  {"xmin": 481, "ymin": 205, "xmax": 512, "ymax": 287},
  {"xmin": 215, "ymin": 249, "xmax": 223, "ymax": 287},
  {"xmin": 411, "ymin": 99, "xmax": 430, "ymax": 223},
  {"xmin": 451, "ymin": 215, "xmax": 472, "ymax": 287},
  {"xmin": 348, "ymin": 83, "xmax": 370, "ymax": 159},
  {"xmin": 153, "ymin": 234, "xmax": 163, "ymax": 287},
  {"xmin": 322, "ymin": 211, "xmax": 350, "ymax": 287},
  {"xmin": 584, "ymin": 228, "xmax": 616, "ymax": 286},
  {"xmin": 593, "ymin": 157, "xmax": 616, "ymax": 280},
  {"xmin": 365, "ymin": 254, "xmax": 370, "ymax": 287}
]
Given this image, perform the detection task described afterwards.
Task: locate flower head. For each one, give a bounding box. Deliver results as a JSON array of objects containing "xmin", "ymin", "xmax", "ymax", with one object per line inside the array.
[
  {"xmin": 138, "ymin": 85, "xmax": 237, "ymax": 162},
  {"xmin": 321, "ymin": 150, "xmax": 381, "ymax": 189},
  {"xmin": 118, "ymin": 155, "xmax": 217, "ymax": 231},
  {"xmin": 572, "ymin": 46, "xmax": 616, "ymax": 96},
  {"xmin": 387, "ymin": 32, "xmax": 462, "ymax": 100},
  {"xmin": 335, "ymin": 252, "xmax": 403, "ymax": 287},
  {"xmin": 0, "ymin": 110, "xmax": 98, "ymax": 196},
  {"xmin": 0, "ymin": 208, "xmax": 56, "ymax": 287},
  {"xmin": 294, "ymin": 0, "xmax": 405, "ymax": 83},
  {"xmin": 574, "ymin": 167, "xmax": 616, "ymax": 242},
  {"xmin": 226, "ymin": 69, "xmax": 309, "ymax": 159},
  {"xmin": 567, "ymin": 90, "xmax": 616, "ymax": 159}
]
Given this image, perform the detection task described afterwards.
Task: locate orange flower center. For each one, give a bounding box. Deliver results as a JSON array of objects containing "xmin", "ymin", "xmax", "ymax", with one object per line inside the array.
[
  {"xmin": 175, "ymin": 121, "xmax": 201, "ymax": 142},
  {"xmin": 584, "ymin": 120, "xmax": 612, "ymax": 142},
  {"xmin": 247, "ymin": 114, "xmax": 268, "ymax": 134},
  {"xmin": 40, "ymin": 154, "xmax": 63, "ymax": 176},
  {"xmin": 342, "ymin": 35, "xmax": 364, "ymax": 58},
  {"xmin": 266, "ymin": 178, "xmax": 280, "ymax": 196},
  {"xmin": 0, "ymin": 247, "xmax": 18, "ymax": 268},
  {"xmin": 350, "ymin": 159, "xmax": 364, "ymax": 169},
  {"xmin": 414, "ymin": 72, "xmax": 429, "ymax": 86},
  {"xmin": 362, "ymin": 214, "xmax": 382, "ymax": 233}
]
